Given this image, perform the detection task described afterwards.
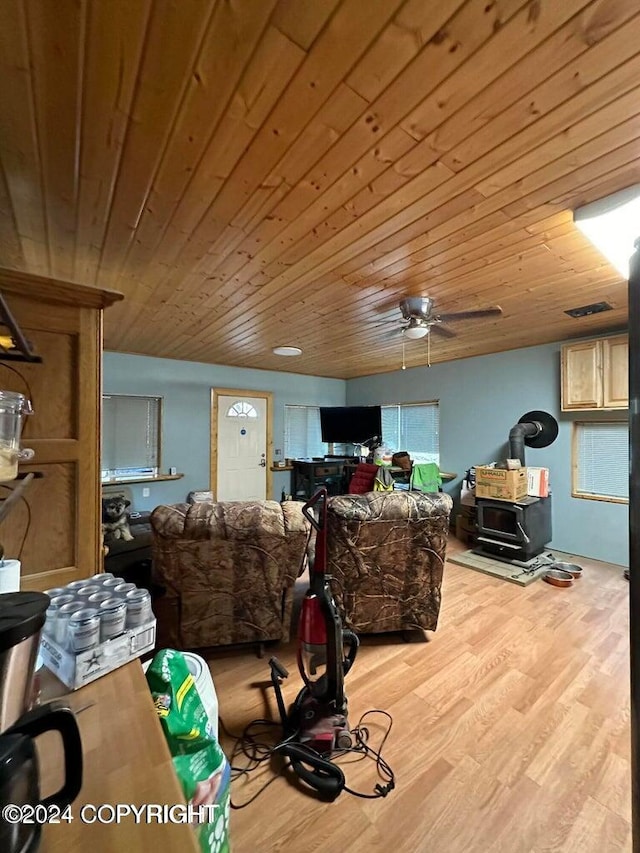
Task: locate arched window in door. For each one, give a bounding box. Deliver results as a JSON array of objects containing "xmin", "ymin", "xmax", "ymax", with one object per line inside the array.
[{"xmin": 226, "ymin": 401, "xmax": 258, "ymax": 418}]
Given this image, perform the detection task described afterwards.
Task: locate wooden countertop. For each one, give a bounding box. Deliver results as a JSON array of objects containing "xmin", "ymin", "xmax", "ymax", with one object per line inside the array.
[{"xmin": 38, "ymin": 661, "xmax": 198, "ymax": 853}]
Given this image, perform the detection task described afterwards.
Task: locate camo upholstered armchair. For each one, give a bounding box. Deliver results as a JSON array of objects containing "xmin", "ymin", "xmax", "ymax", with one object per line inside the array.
[
  {"xmin": 326, "ymin": 491, "xmax": 453, "ymax": 635},
  {"xmin": 150, "ymin": 500, "xmax": 310, "ymax": 650}
]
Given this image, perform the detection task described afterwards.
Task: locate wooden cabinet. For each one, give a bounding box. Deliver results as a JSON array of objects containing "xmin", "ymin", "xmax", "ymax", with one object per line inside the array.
[
  {"xmin": 602, "ymin": 335, "xmax": 629, "ymax": 408},
  {"xmin": 561, "ymin": 334, "xmax": 628, "ymax": 411},
  {"xmin": 0, "ymin": 268, "xmax": 121, "ymax": 591}
]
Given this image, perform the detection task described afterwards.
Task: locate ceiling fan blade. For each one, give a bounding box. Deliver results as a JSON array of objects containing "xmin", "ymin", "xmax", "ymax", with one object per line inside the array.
[
  {"xmin": 436, "ymin": 306, "xmax": 503, "ymax": 322},
  {"xmin": 379, "ymin": 327, "xmax": 404, "ymax": 341},
  {"xmin": 430, "ymin": 323, "xmax": 456, "ymax": 338}
]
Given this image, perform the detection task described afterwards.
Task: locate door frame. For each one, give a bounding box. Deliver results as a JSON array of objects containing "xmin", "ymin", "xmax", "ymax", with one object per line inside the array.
[{"xmin": 210, "ymin": 388, "xmax": 274, "ymax": 500}]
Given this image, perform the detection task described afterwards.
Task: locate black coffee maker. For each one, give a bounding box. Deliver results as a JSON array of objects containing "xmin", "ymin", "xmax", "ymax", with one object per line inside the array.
[{"xmin": 0, "ymin": 592, "xmax": 83, "ymax": 853}]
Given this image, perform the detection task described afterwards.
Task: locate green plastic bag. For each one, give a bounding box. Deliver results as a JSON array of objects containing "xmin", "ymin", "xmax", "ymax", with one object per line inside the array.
[{"xmin": 146, "ymin": 649, "xmax": 231, "ymax": 853}]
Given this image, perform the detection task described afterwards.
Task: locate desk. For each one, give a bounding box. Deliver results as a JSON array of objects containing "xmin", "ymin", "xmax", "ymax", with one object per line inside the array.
[{"xmin": 38, "ymin": 661, "xmax": 198, "ymax": 853}]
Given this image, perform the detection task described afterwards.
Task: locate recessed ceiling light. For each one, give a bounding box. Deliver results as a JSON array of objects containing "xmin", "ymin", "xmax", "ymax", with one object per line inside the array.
[{"xmin": 272, "ymin": 346, "xmax": 302, "ymax": 356}]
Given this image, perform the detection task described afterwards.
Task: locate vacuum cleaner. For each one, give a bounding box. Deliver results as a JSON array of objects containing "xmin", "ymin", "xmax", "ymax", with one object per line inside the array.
[{"xmin": 269, "ymin": 487, "xmax": 359, "ymax": 800}]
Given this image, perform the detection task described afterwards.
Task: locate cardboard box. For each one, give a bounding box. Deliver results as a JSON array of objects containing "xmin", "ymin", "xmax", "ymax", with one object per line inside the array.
[
  {"xmin": 475, "ymin": 466, "xmax": 528, "ymax": 502},
  {"xmin": 527, "ymin": 466, "xmax": 549, "ymax": 498},
  {"xmin": 39, "ymin": 619, "xmax": 156, "ymax": 690}
]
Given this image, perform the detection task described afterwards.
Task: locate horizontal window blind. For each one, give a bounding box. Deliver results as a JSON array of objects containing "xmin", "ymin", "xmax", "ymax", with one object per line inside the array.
[
  {"xmin": 575, "ymin": 421, "xmax": 628, "ymax": 499},
  {"xmin": 382, "ymin": 403, "xmax": 439, "ymax": 464},
  {"xmin": 102, "ymin": 395, "xmax": 161, "ymax": 475},
  {"xmin": 381, "ymin": 407, "xmax": 400, "ymax": 450},
  {"xmin": 284, "ymin": 406, "xmax": 325, "ymax": 459}
]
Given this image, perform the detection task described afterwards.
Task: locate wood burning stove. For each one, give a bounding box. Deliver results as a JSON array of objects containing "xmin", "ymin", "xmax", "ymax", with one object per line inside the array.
[{"xmin": 475, "ymin": 495, "xmax": 552, "ymax": 562}]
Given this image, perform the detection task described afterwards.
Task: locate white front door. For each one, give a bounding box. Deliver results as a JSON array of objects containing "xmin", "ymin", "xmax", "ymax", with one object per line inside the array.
[{"xmin": 215, "ymin": 394, "xmax": 268, "ymax": 500}]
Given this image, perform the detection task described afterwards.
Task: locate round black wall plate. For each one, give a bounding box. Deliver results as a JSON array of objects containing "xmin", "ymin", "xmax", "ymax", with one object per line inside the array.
[{"xmin": 519, "ymin": 410, "xmax": 559, "ymax": 448}]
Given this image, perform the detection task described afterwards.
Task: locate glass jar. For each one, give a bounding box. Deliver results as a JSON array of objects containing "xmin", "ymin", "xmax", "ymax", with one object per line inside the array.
[
  {"xmin": 125, "ymin": 589, "xmax": 152, "ymax": 628},
  {"xmin": 99, "ymin": 598, "xmax": 127, "ymax": 641},
  {"xmin": 0, "ymin": 390, "xmax": 33, "ymax": 481},
  {"xmin": 68, "ymin": 608, "xmax": 100, "ymax": 652}
]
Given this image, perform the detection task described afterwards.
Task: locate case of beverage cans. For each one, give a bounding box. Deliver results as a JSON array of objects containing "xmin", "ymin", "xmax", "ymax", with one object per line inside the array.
[{"xmin": 38, "ymin": 573, "xmax": 156, "ymax": 689}]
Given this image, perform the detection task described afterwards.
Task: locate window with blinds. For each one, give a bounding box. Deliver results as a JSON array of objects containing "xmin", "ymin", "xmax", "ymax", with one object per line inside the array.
[
  {"xmin": 284, "ymin": 406, "xmax": 326, "ymax": 459},
  {"xmin": 284, "ymin": 405, "xmax": 351, "ymax": 459},
  {"xmin": 573, "ymin": 421, "xmax": 628, "ymax": 502},
  {"xmin": 381, "ymin": 402, "xmax": 439, "ymax": 464},
  {"xmin": 102, "ymin": 395, "xmax": 161, "ymax": 479}
]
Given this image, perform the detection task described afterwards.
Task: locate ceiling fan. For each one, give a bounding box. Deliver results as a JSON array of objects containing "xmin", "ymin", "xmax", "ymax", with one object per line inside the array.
[
  {"xmin": 378, "ymin": 296, "xmax": 503, "ymax": 369},
  {"xmin": 392, "ymin": 296, "xmax": 503, "ymax": 340}
]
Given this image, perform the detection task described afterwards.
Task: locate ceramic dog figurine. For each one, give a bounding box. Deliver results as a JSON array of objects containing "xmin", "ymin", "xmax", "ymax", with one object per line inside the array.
[{"xmin": 101, "ymin": 495, "xmax": 134, "ymax": 542}]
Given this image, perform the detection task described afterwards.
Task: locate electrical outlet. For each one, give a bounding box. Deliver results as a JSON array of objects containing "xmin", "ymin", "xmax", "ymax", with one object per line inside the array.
[{"xmin": 142, "ymin": 487, "xmax": 150, "ymax": 498}]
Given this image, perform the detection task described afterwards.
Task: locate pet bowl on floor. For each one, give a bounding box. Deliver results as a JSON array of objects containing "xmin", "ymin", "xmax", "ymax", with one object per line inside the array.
[
  {"xmin": 551, "ymin": 561, "xmax": 583, "ymax": 578},
  {"xmin": 542, "ymin": 569, "xmax": 574, "ymax": 588}
]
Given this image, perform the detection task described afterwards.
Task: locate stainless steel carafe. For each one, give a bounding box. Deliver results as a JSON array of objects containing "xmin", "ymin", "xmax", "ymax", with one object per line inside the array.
[
  {"xmin": 0, "ymin": 592, "xmax": 83, "ymax": 853},
  {"xmin": 0, "ymin": 592, "xmax": 48, "ymax": 730}
]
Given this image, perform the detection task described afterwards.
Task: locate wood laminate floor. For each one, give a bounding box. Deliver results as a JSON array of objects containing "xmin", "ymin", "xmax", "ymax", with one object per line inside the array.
[{"xmin": 206, "ymin": 538, "xmax": 631, "ymax": 852}]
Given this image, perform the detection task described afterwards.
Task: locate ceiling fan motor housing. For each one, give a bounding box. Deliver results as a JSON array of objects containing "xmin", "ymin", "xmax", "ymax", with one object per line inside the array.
[{"xmin": 400, "ymin": 296, "xmax": 434, "ymax": 319}]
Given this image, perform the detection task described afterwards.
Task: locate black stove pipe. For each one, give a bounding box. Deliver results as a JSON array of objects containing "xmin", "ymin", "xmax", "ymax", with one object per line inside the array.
[
  {"xmin": 629, "ymin": 237, "xmax": 640, "ymax": 853},
  {"xmin": 508, "ymin": 421, "xmax": 542, "ymax": 466}
]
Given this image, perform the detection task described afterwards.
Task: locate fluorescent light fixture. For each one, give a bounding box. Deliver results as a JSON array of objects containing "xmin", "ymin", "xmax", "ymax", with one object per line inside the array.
[
  {"xmin": 574, "ymin": 184, "xmax": 640, "ymax": 278},
  {"xmin": 272, "ymin": 345, "xmax": 302, "ymax": 356}
]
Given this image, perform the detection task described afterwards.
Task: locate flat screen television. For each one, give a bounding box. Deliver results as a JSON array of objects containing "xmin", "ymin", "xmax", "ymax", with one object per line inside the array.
[{"xmin": 319, "ymin": 406, "xmax": 382, "ymax": 444}]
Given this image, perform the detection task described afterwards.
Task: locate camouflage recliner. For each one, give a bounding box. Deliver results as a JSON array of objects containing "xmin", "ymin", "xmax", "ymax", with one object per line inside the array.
[
  {"xmin": 326, "ymin": 491, "xmax": 452, "ymax": 635},
  {"xmin": 150, "ymin": 501, "xmax": 310, "ymax": 650}
]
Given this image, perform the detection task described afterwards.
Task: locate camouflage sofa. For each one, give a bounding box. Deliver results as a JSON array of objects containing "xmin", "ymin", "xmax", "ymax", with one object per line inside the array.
[
  {"xmin": 150, "ymin": 501, "xmax": 310, "ymax": 649},
  {"xmin": 326, "ymin": 491, "xmax": 452, "ymax": 635}
]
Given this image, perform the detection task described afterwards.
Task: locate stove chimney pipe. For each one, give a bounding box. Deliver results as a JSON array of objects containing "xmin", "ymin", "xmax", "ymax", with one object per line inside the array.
[
  {"xmin": 509, "ymin": 421, "xmax": 542, "ymax": 466},
  {"xmin": 508, "ymin": 410, "xmax": 559, "ymax": 467}
]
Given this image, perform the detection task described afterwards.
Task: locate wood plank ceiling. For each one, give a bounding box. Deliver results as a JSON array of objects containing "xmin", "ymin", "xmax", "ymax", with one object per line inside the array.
[{"xmin": 0, "ymin": 0, "xmax": 638, "ymax": 379}]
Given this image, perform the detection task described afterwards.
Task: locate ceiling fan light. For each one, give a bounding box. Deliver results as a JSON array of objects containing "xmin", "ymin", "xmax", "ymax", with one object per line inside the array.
[{"xmin": 404, "ymin": 324, "xmax": 429, "ymax": 340}]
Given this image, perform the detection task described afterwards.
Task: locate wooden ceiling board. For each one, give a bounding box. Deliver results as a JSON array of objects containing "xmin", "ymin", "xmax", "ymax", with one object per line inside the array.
[
  {"xmin": 0, "ymin": 0, "xmax": 48, "ymax": 276},
  {"xmin": 0, "ymin": 0, "xmax": 639, "ymax": 378}
]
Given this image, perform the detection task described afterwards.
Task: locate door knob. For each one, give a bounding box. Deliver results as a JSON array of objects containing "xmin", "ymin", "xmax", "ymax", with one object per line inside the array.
[{"xmin": 259, "ymin": 458, "xmax": 266, "ymax": 467}]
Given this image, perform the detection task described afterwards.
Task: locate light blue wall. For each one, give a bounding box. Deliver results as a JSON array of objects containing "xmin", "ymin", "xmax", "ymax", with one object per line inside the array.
[
  {"xmin": 104, "ymin": 342, "xmax": 628, "ymax": 566},
  {"xmin": 347, "ymin": 340, "xmax": 628, "ymax": 567},
  {"xmin": 103, "ymin": 352, "xmax": 346, "ymax": 510}
]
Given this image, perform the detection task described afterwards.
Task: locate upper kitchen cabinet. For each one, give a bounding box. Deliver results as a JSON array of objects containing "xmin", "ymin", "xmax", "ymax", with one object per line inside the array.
[
  {"xmin": 561, "ymin": 335, "xmax": 628, "ymax": 411},
  {"xmin": 0, "ymin": 269, "xmax": 122, "ymax": 591}
]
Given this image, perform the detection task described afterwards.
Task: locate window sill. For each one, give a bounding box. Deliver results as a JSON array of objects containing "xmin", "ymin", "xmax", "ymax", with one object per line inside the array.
[
  {"xmin": 571, "ymin": 490, "xmax": 628, "ymax": 504},
  {"xmin": 101, "ymin": 473, "xmax": 184, "ymax": 485}
]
